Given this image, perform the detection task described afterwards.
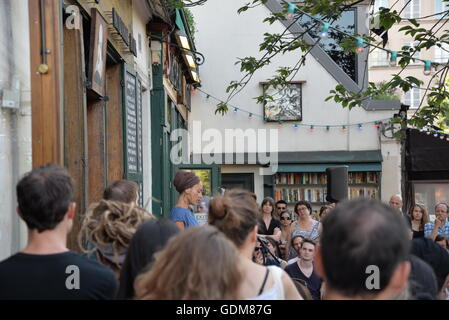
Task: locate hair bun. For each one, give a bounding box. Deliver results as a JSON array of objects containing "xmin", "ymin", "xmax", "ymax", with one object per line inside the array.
[{"xmin": 209, "ymin": 195, "xmax": 228, "ymax": 220}]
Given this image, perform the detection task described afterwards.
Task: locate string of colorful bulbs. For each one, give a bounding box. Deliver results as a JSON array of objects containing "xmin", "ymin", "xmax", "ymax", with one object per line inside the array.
[
  {"xmin": 283, "ymin": 1, "xmax": 448, "ymax": 76},
  {"xmin": 196, "ymin": 88, "xmax": 393, "ymax": 131}
]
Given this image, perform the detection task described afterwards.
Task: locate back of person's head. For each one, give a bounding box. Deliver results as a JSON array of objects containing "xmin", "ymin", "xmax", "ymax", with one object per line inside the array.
[
  {"xmin": 79, "ymin": 200, "xmax": 152, "ymax": 274},
  {"xmin": 408, "ymin": 255, "xmax": 438, "ymax": 300},
  {"xmin": 208, "ymin": 189, "xmax": 260, "ymax": 248},
  {"xmin": 134, "ymin": 225, "xmax": 242, "ymax": 300},
  {"xmin": 117, "ymin": 219, "xmax": 179, "ymax": 299},
  {"xmin": 411, "ymin": 236, "xmax": 449, "ymax": 292},
  {"xmin": 103, "ymin": 180, "xmax": 138, "ymax": 204},
  {"xmin": 319, "ymin": 198, "xmax": 411, "ymax": 299},
  {"xmin": 16, "ymin": 163, "xmax": 74, "ymax": 232}
]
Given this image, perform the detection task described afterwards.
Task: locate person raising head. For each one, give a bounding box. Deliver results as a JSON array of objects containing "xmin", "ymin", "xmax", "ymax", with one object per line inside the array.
[
  {"xmin": 134, "ymin": 225, "xmax": 241, "ymax": 300},
  {"xmin": 103, "ymin": 180, "xmax": 139, "ymax": 205},
  {"xmin": 208, "ymin": 189, "xmax": 302, "ymax": 300},
  {"xmin": 170, "ymin": 170, "xmax": 203, "ymax": 230},
  {"xmin": 409, "ymin": 204, "xmax": 430, "ymax": 239},
  {"xmin": 316, "ymin": 198, "xmax": 411, "ymax": 300},
  {"xmin": 291, "ymin": 201, "xmax": 321, "ymax": 242}
]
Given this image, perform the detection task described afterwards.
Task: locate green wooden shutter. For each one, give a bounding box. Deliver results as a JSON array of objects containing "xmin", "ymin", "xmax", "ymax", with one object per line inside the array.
[{"xmin": 122, "ymin": 64, "xmax": 144, "ymax": 207}]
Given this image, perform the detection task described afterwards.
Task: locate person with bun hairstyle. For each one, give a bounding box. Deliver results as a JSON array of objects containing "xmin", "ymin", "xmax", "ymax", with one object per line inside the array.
[
  {"xmin": 208, "ymin": 189, "xmax": 303, "ymax": 300},
  {"xmin": 170, "ymin": 170, "xmax": 203, "ymax": 230}
]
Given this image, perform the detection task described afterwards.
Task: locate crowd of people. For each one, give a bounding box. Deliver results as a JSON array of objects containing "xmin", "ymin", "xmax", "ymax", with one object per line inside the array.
[{"xmin": 0, "ymin": 164, "xmax": 448, "ymax": 300}]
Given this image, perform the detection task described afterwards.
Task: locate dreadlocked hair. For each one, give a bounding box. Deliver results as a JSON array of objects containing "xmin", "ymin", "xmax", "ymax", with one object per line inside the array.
[{"xmin": 78, "ymin": 199, "xmax": 153, "ymax": 271}]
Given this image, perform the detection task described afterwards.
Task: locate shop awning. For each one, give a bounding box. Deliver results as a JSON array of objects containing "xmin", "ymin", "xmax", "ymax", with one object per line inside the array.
[
  {"xmin": 191, "ymin": 150, "xmax": 382, "ymax": 167},
  {"xmin": 277, "ymin": 163, "xmax": 381, "ymax": 173}
]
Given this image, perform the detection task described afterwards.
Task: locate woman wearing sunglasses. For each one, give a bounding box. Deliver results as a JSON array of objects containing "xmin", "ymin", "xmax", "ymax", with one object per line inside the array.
[{"xmin": 279, "ymin": 211, "xmax": 293, "ymax": 260}]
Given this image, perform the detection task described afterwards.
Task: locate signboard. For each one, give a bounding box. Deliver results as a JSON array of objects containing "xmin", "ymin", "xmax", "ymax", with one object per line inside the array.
[
  {"xmin": 88, "ymin": 8, "xmax": 108, "ymax": 97},
  {"xmin": 112, "ymin": 8, "xmax": 137, "ymax": 57},
  {"xmin": 123, "ymin": 64, "xmax": 144, "ymax": 207}
]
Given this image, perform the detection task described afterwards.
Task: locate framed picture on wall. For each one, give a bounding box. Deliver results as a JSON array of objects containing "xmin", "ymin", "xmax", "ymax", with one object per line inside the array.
[
  {"xmin": 262, "ymin": 82, "xmax": 303, "ymax": 122},
  {"xmin": 88, "ymin": 8, "xmax": 108, "ymax": 97}
]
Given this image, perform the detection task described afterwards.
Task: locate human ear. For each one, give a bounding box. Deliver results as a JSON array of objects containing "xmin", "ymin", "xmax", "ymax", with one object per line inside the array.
[
  {"xmin": 67, "ymin": 202, "xmax": 77, "ymax": 220},
  {"xmin": 386, "ymin": 261, "xmax": 411, "ymax": 296}
]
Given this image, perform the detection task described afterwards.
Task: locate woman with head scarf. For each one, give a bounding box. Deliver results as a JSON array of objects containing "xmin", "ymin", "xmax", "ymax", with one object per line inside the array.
[{"xmin": 170, "ymin": 170, "xmax": 203, "ymax": 230}]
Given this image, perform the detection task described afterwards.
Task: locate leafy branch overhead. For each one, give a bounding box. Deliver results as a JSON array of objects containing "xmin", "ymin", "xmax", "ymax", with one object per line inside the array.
[{"xmin": 211, "ymin": 0, "xmax": 449, "ymax": 131}]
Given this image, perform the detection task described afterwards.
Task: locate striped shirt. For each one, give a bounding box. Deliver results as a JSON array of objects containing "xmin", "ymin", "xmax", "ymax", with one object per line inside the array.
[{"xmin": 424, "ymin": 220, "xmax": 449, "ymax": 238}]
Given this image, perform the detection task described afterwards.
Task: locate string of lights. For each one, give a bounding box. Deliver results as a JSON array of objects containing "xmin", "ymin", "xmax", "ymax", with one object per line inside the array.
[
  {"xmin": 196, "ymin": 88, "xmax": 393, "ymax": 130},
  {"xmin": 283, "ymin": 1, "xmax": 449, "ymax": 76}
]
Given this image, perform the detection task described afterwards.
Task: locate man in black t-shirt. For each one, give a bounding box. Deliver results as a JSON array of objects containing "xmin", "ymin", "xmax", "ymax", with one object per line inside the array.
[
  {"xmin": 0, "ymin": 164, "xmax": 116, "ymax": 300},
  {"xmin": 285, "ymin": 239, "xmax": 322, "ymax": 300}
]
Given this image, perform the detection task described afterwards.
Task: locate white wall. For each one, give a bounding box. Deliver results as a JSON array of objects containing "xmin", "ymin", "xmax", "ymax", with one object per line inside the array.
[
  {"xmin": 189, "ymin": 0, "xmax": 401, "ymax": 200},
  {"xmin": 189, "ymin": 0, "xmax": 396, "ymax": 153},
  {"xmin": 0, "ymin": 0, "xmax": 32, "ymax": 260},
  {"xmin": 132, "ymin": 0, "xmax": 152, "ymax": 210}
]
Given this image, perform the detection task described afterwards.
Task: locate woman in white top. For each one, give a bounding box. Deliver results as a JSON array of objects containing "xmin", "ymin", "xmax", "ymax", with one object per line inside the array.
[
  {"xmin": 291, "ymin": 201, "xmax": 322, "ymax": 241},
  {"xmin": 208, "ymin": 189, "xmax": 302, "ymax": 300}
]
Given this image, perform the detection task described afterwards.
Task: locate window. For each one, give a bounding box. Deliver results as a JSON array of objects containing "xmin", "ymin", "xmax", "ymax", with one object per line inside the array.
[
  {"xmin": 299, "ymin": 10, "xmax": 357, "ymax": 82},
  {"xmin": 263, "ymin": 83, "xmax": 302, "ymax": 122},
  {"xmin": 435, "ymin": 0, "xmax": 449, "ymax": 19},
  {"xmin": 403, "ymin": 41, "xmax": 420, "ymax": 64},
  {"xmin": 435, "ymin": 42, "xmax": 449, "ymax": 63},
  {"xmin": 369, "ymin": 48, "xmax": 389, "ymax": 67},
  {"xmin": 403, "ymin": 0, "xmax": 420, "ymax": 19},
  {"xmin": 414, "ymin": 182, "xmax": 449, "ymax": 218},
  {"xmin": 403, "ymin": 87, "xmax": 421, "ymax": 109},
  {"xmin": 373, "ymin": 0, "xmax": 389, "ymax": 12}
]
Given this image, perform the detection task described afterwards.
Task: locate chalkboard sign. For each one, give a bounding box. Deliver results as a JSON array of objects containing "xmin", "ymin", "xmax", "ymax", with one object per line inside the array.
[{"xmin": 122, "ymin": 64, "xmax": 144, "ymax": 207}]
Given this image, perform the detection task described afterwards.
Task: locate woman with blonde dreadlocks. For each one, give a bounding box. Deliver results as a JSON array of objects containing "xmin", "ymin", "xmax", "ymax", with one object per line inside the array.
[{"xmin": 79, "ymin": 200, "xmax": 153, "ymax": 279}]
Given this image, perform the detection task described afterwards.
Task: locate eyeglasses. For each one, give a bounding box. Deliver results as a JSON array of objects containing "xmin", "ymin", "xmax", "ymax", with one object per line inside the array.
[
  {"xmin": 277, "ymin": 206, "xmax": 287, "ymax": 210},
  {"xmin": 280, "ymin": 216, "xmax": 291, "ymax": 220}
]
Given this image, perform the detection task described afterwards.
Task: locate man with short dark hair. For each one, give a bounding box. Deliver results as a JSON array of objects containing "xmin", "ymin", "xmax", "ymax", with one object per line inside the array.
[
  {"xmin": 285, "ymin": 239, "xmax": 322, "ymax": 300},
  {"xmin": 315, "ymin": 198, "xmax": 411, "ymax": 300},
  {"xmin": 275, "ymin": 200, "xmax": 288, "ymax": 218},
  {"xmin": 0, "ymin": 164, "xmax": 117, "ymax": 299}
]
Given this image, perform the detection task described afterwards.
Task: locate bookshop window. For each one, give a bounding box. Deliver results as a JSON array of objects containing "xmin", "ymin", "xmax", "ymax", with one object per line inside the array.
[
  {"xmin": 273, "ymin": 171, "xmax": 380, "ymax": 208},
  {"xmin": 414, "ymin": 182, "xmax": 449, "ymax": 217}
]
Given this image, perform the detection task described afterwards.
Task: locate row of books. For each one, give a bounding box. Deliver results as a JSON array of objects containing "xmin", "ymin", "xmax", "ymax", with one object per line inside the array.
[
  {"xmin": 348, "ymin": 172, "xmax": 378, "ymax": 184},
  {"xmin": 274, "ymin": 173, "xmax": 327, "ymax": 185},
  {"xmin": 349, "ymin": 187, "xmax": 378, "ymax": 199},
  {"xmin": 274, "ymin": 186, "xmax": 379, "ymax": 203},
  {"xmin": 274, "ymin": 172, "xmax": 378, "ymax": 185},
  {"xmin": 274, "ymin": 188, "xmax": 327, "ymax": 203}
]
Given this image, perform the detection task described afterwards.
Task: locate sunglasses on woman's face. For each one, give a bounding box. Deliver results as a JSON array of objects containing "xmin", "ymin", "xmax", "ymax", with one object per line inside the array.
[{"xmin": 280, "ymin": 216, "xmax": 291, "ymax": 220}]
